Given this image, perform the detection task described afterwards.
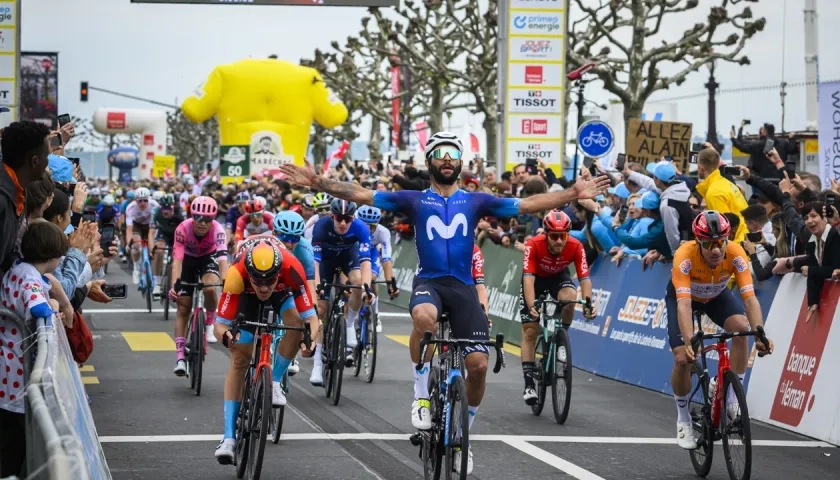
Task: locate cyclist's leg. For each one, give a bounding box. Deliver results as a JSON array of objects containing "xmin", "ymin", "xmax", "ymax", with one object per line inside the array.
[
  {"xmin": 311, "ymin": 253, "xmax": 337, "ymax": 384},
  {"xmin": 706, "ymin": 289, "xmax": 749, "ymax": 406},
  {"xmin": 518, "ymin": 276, "xmax": 542, "ymax": 398},
  {"xmin": 553, "ymin": 274, "xmax": 578, "ymax": 327},
  {"xmin": 173, "ymin": 258, "xmax": 199, "ymax": 371},
  {"xmin": 199, "ymin": 256, "xmax": 222, "ymax": 338},
  {"xmin": 665, "ymin": 281, "xmax": 697, "ymax": 448},
  {"xmin": 152, "ymin": 237, "xmax": 166, "ymax": 291},
  {"xmin": 370, "ymin": 260, "xmax": 382, "ymax": 329},
  {"xmin": 130, "ymin": 224, "xmax": 146, "ymax": 269},
  {"xmin": 407, "ymin": 278, "xmax": 442, "ymax": 429},
  {"xmin": 272, "ymin": 293, "xmax": 313, "ymax": 382}
]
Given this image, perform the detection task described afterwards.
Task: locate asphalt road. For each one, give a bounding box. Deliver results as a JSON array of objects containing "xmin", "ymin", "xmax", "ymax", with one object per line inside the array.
[{"xmin": 81, "ymin": 264, "xmax": 838, "ymax": 480}]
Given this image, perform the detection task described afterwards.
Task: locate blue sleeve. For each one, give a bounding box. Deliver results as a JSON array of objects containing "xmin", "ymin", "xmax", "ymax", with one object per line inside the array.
[
  {"xmin": 475, "ymin": 192, "xmax": 520, "ymax": 218},
  {"xmin": 570, "ymin": 229, "xmax": 586, "ymax": 243},
  {"xmin": 372, "ymin": 190, "xmax": 416, "ymax": 212},
  {"xmin": 595, "ymin": 210, "xmax": 614, "ymax": 230},
  {"xmin": 616, "ymin": 219, "xmax": 663, "ymax": 251},
  {"xmin": 30, "ymin": 302, "xmax": 54, "ymax": 319},
  {"xmin": 52, "ymin": 248, "xmax": 88, "ymax": 298},
  {"xmin": 312, "ymin": 219, "xmax": 327, "ymax": 263},
  {"xmin": 621, "ymin": 219, "xmax": 650, "ymax": 256},
  {"xmin": 590, "ymin": 221, "xmax": 619, "ymax": 252},
  {"xmin": 353, "ymin": 219, "xmax": 372, "ymax": 261},
  {"xmin": 294, "ymin": 239, "xmax": 316, "ymax": 281}
]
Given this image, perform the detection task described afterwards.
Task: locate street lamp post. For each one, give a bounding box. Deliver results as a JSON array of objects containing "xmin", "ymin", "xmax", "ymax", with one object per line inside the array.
[{"xmin": 705, "ymin": 62, "xmax": 723, "ymax": 153}]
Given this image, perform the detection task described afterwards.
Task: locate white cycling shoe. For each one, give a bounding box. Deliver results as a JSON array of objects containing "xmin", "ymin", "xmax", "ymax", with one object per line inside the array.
[
  {"xmin": 215, "ymin": 438, "xmax": 235, "ymax": 464},
  {"xmin": 309, "ymin": 367, "xmax": 323, "ymax": 386},
  {"xmin": 453, "ymin": 447, "xmax": 474, "ymax": 476},
  {"xmin": 173, "ymin": 360, "xmax": 186, "ymax": 377},
  {"xmin": 272, "ymin": 381, "xmax": 286, "ymax": 407},
  {"xmin": 288, "ymin": 358, "xmax": 299, "ymax": 376},
  {"xmin": 523, "ymin": 387, "xmax": 538, "ymax": 406},
  {"xmin": 676, "ymin": 422, "xmax": 698, "ymax": 450},
  {"xmin": 345, "ymin": 326, "xmax": 358, "ymax": 348},
  {"xmin": 132, "ymin": 269, "xmax": 140, "ymax": 285},
  {"xmin": 205, "ymin": 325, "xmax": 217, "ymax": 344},
  {"xmin": 375, "ymin": 320, "xmax": 382, "ymax": 333},
  {"xmin": 152, "ymin": 285, "xmax": 162, "ymax": 297},
  {"xmin": 411, "ymin": 399, "xmax": 432, "ymax": 430}
]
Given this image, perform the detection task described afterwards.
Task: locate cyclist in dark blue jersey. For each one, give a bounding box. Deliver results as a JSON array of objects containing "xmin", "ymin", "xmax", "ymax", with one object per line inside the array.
[
  {"xmin": 280, "ymin": 131, "xmax": 609, "ymax": 475},
  {"xmin": 310, "ymin": 198, "xmax": 374, "ymax": 381}
]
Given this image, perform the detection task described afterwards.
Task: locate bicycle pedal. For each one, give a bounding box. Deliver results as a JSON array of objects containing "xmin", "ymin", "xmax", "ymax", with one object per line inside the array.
[{"xmin": 409, "ymin": 432, "xmax": 424, "ymax": 446}]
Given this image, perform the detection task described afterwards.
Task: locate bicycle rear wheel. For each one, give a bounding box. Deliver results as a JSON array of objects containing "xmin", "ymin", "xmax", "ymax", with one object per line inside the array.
[
  {"xmin": 352, "ymin": 314, "xmax": 364, "ymax": 378},
  {"xmin": 162, "ymin": 261, "xmax": 171, "ymax": 321},
  {"xmin": 364, "ymin": 310, "xmax": 377, "ymax": 383},
  {"xmin": 531, "ymin": 336, "xmax": 548, "ymax": 416},
  {"xmin": 186, "ymin": 314, "xmax": 197, "ymax": 389},
  {"xmin": 551, "ymin": 328, "xmax": 573, "ymax": 424},
  {"xmin": 271, "ymin": 372, "xmax": 288, "ymax": 445},
  {"xmin": 689, "ymin": 363, "xmax": 714, "ymax": 477},
  {"xmin": 330, "ymin": 313, "xmax": 346, "ymax": 406},
  {"xmin": 193, "ymin": 309, "xmax": 205, "ymax": 396},
  {"xmin": 246, "ymin": 366, "xmax": 271, "ymax": 480},
  {"xmin": 234, "ymin": 367, "xmax": 254, "ymax": 478},
  {"xmin": 721, "ymin": 369, "xmax": 751, "ymax": 480},
  {"xmin": 445, "ymin": 375, "xmax": 469, "ymax": 480},
  {"xmin": 145, "ymin": 267, "xmax": 153, "ymax": 313},
  {"xmin": 324, "ymin": 313, "xmax": 334, "ymax": 398}
]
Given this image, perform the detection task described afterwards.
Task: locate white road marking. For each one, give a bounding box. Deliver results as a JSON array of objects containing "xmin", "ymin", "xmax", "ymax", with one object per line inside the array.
[
  {"xmin": 97, "ymin": 433, "xmax": 836, "ymax": 448},
  {"xmin": 504, "ymin": 439, "xmax": 604, "ymax": 480},
  {"xmin": 86, "ymin": 310, "xmax": 413, "ymax": 316},
  {"xmin": 377, "ymin": 312, "xmax": 411, "ymax": 318}
]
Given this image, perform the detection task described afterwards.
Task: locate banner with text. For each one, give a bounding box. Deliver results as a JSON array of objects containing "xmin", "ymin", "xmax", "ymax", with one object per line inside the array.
[
  {"xmin": 0, "ymin": 1, "xmax": 19, "ymax": 125},
  {"xmin": 817, "ymin": 80, "xmax": 840, "ymax": 190},
  {"xmin": 626, "ymin": 119, "xmax": 693, "ymax": 171},
  {"xmin": 746, "ymin": 275, "xmax": 840, "ymax": 446}
]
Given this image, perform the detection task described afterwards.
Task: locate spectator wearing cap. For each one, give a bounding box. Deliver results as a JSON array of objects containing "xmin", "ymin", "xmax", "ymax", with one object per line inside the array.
[
  {"xmin": 611, "ymin": 191, "xmax": 667, "ymax": 263},
  {"xmin": 624, "ymin": 160, "xmax": 694, "ymax": 255},
  {"xmin": 695, "ymin": 148, "xmax": 749, "ymax": 242},
  {"xmin": 0, "ymin": 121, "xmax": 52, "ymax": 273}
]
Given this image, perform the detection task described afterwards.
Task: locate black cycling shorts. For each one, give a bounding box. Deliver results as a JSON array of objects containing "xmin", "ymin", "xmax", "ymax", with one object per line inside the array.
[
  {"xmin": 226, "ymin": 291, "xmax": 294, "ymax": 344},
  {"xmin": 408, "ymin": 276, "xmax": 489, "ymax": 356},
  {"xmin": 664, "ymin": 281, "xmax": 745, "ymax": 349},
  {"xmin": 518, "ymin": 273, "xmax": 576, "ymax": 324},
  {"xmin": 129, "ymin": 223, "xmax": 150, "ymax": 247},
  {"xmin": 178, "ymin": 254, "xmax": 221, "ymax": 297}
]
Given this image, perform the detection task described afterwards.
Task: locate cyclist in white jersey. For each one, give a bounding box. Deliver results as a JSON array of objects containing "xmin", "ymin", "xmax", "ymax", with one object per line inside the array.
[
  {"xmin": 125, "ymin": 187, "xmax": 161, "ymax": 284},
  {"xmin": 355, "ymin": 205, "xmax": 399, "ymax": 332}
]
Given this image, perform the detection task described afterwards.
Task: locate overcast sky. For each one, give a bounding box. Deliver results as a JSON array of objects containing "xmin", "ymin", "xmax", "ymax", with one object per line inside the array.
[{"xmin": 22, "ymin": 0, "xmax": 840, "ymax": 144}]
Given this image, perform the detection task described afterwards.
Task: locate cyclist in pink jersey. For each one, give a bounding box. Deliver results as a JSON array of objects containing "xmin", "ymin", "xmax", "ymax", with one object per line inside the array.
[{"xmin": 168, "ymin": 196, "xmax": 230, "ymax": 376}]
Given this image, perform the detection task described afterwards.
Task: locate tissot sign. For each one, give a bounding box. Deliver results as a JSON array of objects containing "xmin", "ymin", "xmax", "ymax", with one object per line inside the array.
[
  {"xmin": 507, "ymin": 141, "xmax": 562, "ymax": 164},
  {"xmin": 508, "ymin": 89, "xmax": 562, "ymax": 114},
  {"xmin": 130, "ymin": 0, "xmax": 399, "ymax": 5}
]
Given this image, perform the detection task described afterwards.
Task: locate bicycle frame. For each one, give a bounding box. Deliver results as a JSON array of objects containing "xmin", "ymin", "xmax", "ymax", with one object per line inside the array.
[
  {"xmin": 140, "ymin": 242, "xmax": 152, "ymax": 290},
  {"xmin": 533, "ymin": 293, "xmax": 588, "ymax": 374}
]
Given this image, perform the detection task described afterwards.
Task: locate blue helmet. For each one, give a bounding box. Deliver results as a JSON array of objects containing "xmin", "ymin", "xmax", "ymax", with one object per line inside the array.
[
  {"xmin": 126, "ymin": 190, "xmax": 135, "ymax": 200},
  {"xmin": 355, "ymin": 205, "xmax": 382, "ymax": 224},
  {"xmin": 330, "ymin": 198, "xmax": 357, "ymax": 216},
  {"xmin": 273, "ymin": 211, "xmax": 306, "ymax": 236},
  {"xmin": 235, "ymin": 191, "xmax": 250, "ymax": 203}
]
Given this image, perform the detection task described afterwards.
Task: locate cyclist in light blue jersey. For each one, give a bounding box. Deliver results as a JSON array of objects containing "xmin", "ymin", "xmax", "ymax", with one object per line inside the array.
[
  {"xmin": 355, "ymin": 205, "xmax": 399, "ymax": 333},
  {"xmin": 279, "ymin": 131, "xmax": 609, "ymax": 475}
]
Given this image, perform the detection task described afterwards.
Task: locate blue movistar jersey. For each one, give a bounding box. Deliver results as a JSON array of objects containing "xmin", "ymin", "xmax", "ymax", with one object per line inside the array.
[
  {"xmin": 95, "ymin": 204, "xmax": 120, "ymax": 224},
  {"xmin": 291, "ymin": 237, "xmax": 316, "ymax": 281},
  {"xmin": 311, "ymin": 216, "xmax": 372, "ymax": 263},
  {"xmin": 225, "ymin": 205, "xmax": 244, "ymax": 230},
  {"xmin": 373, "ymin": 188, "xmax": 520, "ymax": 285}
]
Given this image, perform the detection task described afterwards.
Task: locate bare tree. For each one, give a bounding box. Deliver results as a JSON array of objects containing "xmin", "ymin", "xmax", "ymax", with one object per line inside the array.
[
  {"xmin": 167, "ymin": 110, "xmax": 218, "ymax": 172},
  {"xmin": 309, "ymin": 110, "xmax": 362, "ymax": 166},
  {"xmin": 567, "ymin": 0, "xmax": 765, "ymax": 133}
]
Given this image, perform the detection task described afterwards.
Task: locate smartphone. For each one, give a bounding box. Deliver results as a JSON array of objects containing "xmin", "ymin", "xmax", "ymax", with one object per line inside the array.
[
  {"xmin": 743, "ymin": 119, "xmax": 751, "ymax": 125},
  {"xmin": 67, "ymin": 157, "xmax": 80, "ymax": 166},
  {"xmin": 100, "ymin": 225, "xmax": 115, "ymax": 256},
  {"xmin": 826, "ymin": 195, "xmax": 836, "ymax": 208},
  {"xmin": 516, "ymin": 234, "xmax": 525, "ymax": 244},
  {"xmin": 785, "ymin": 159, "xmax": 797, "ymax": 178},
  {"xmin": 746, "ymin": 231, "xmax": 763, "ymax": 243},
  {"xmin": 58, "ymin": 114, "xmax": 72, "ymax": 127},
  {"xmin": 615, "ymin": 153, "xmax": 626, "ymax": 171},
  {"xmin": 763, "ymin": 138, "xmax": 775, "ymax": 155},
  {"xmin": 102, "ymin": 283, "xmax": 127, "ymax": 300},
  {"xmin": 619, "ymin": 205, "xmax": 629, "ymax": 216},
  {"xmin": 689, "ymin": 151, "xmax": 699, "ymax": 165},
  {"xmin": 721, "ymin": 165, "xmax": 741, "ymax": 176},
  {"xmin": 692, "ymin": 142, "xmax": 705, "ymax": 152},
  {"xmin": 49, "ymin": 134, "xmax": 62, "ymax": 149},
  {"xmin": 583, "ymin": 157, "xmax": 594, "ymax": 168},
  {"xmin": 525, "ymin": 157, "xmax": 538, "ymax": 175}
]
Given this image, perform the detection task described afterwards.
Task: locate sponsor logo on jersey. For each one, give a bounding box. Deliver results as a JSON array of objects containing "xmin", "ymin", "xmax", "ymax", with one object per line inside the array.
[
  {"xmin": 425, "ymin": 213, "xmax": 469, "ymax": 240},
  {"xmin": 733, "ymin": 256, "xmax": 748, "ymax": 273},
  {"xmin": 679, "ymin": 259, "xmax": 692, "ymax": 274}
]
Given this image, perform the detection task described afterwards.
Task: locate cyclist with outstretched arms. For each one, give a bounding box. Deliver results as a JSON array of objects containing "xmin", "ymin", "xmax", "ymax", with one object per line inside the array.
[
  {"xmin": 213, "ymin": 236, "xmax": 317, "ymax": 464},
  {"xmin": 280, "ymin": 131, "xmax": 610, "ymax": 475},
  {"xmin": 125, "ymin": 187, "xmax": 160, "ymax": 284},
  {"xmin": 519, "ymin": 210, "xmax": 596, "ymax": 406},
  {"xmin": 169, "ymin": 197, "xmax": 230, "ymax": 374},
  {"xmin": 355, "ymin": 205, "xmax": 400, "ymax": 332},
  {"xmin": 667, "ymin": 211, "xmax": 773, "ymax": 449},
  {"xmin": 308, "ymin": 198, "xmax": 374, "ymax": 385},
  {"xmin": 149, "ymin": 194, "xmax": 185, "ymax": 298}
]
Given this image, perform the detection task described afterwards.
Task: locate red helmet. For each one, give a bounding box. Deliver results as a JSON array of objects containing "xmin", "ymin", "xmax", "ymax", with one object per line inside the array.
[
  {"xmin": 692, "ymin": 210, "xmax": 731, "ymax": 241},
  {"xmin": 542, "ymin": 210, "xmax": 572, "ymax": 233},
  {"xmin": 244, "ymin": 197, "xmax": 266, "ymax": 214}
]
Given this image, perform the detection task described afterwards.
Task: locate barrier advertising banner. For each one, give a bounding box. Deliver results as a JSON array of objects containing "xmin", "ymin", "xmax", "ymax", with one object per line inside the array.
[
  {"xmin": 747, "ymin": 275, "xmax": 840, "ymax": 445},
  {"xmin": 817, "ymin": 80, "xmax": 840, "ymax": 189}
]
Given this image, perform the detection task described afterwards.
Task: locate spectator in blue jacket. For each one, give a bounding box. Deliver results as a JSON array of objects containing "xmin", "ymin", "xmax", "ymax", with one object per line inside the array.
[
  {"xmin": 611, "ymin": 191, "xmax": 667, "ymax": 263},
  {"xmin": 571, "ymin": 199, "xmax": 619, "ymax": 259}
]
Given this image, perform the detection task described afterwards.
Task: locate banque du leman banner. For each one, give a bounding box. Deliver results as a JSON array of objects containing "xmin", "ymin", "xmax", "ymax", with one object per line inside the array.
[{"xmin": 182, "ymin": 57, "xmax": 348, "ymax": 184}]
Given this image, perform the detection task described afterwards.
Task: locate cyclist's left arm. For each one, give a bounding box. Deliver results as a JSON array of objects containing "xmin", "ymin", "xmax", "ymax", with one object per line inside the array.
[
  {"xmin": 573, "ymin": 241, "xmax": 595, "ymax": 317},
  {"xmin": 729, "ymin": 244, "xmax": 762, "ymax": 328},
  {"xmin": 295, "ymin": 239, "xmax": 317, "ymax": 281},
  {"xmin": 216, "ymin": 265, "xmax": 245, "ymax": 325},
  {"xmin": 515, "ymin": 189, "xmax": 585, "ymax": 215},
  {"xmin": 287, "ymin": 260, "xmax": 317, "ymax": 322},
  {"xmin": 354, "ymin": 220, "xmax": 373, "ymax": 287}
]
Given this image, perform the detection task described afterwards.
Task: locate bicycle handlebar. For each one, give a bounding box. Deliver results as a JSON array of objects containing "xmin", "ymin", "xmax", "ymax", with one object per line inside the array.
[
  {"xmin": 177, "ymin": 282, "xmax": 224, "ymax": 288},
  {"xmin": 416, "ymin": 330, "xmax": 506, "ymax": 375},
  {"xmin": 533, "ymin": 294, "xmax": 592, "ymax": 312},
  {"xmin": 229, "ymin": 313, "xmax": 312, "ymax": 351},
  {"xmin": 690, "ymin": 324, "xmax": 771, "ymax": 358}
]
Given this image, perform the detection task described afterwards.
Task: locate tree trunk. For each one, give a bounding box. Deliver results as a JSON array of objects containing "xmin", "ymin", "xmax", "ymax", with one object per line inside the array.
[
  {"xmin": 622, "ymin": 100, "xmax": 644, "ymax": 140},
  {"xmin": 427, "ymin": 81, "xmax": 444, "ymax": 133},
  {"xmin": 311, "ymin": 127, "xmax": 327, "ymax": 167}
]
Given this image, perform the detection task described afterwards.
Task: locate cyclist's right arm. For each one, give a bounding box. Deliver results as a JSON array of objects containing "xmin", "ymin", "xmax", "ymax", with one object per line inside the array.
[
  {"xmin": 522, "ymin": 239, "xmax": 538, "ymax": 314},
  {"xmin": 234, "ymin": 214, "xmax": 247, "ymax": 243},
  {"xmin": 217, "ymin": 263, "xmax": 246, "ymax": 326},
  {"xmin": 671, "ymin": 253, "xmax": 696, "ymax": 350},
  {"xmin": 311, "ymin": 219, "xmax": 326, "ymax": 287}
]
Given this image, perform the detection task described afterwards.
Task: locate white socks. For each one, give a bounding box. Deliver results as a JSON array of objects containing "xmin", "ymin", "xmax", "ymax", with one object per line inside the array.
[
  {"xmin": 414, "ymin": 362, "xmax": 431, "ymax": 399},
  {"xmin": 674, "ymin": 394, "xmax": 691, "ymax": 423}
]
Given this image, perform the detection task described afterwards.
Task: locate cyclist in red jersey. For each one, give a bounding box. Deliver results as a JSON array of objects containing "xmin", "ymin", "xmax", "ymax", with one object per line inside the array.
[
  {"xmin": 519, "ymin": 210, "xmax": 596, "ymax": 405},
  {"xmin": 472, "ymin": 244, "xmax": 489, "ymax": 315}
]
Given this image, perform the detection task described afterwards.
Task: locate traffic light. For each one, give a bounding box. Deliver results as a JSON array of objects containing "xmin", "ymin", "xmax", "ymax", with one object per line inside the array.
[{"xmin": 80, "ymin": 82, "xmax": 89, "ymax": 102}]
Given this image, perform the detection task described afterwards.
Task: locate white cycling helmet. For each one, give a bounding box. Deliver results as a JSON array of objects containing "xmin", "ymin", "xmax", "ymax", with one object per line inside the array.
[
  {"xmin": 90, "ymin": 187, "xmax": 101, "ymax": 196},
  {"xmin": 134, "ymin": 187, "xmax": 151, "ymax": 199},
  {"xmin": 152, "ymin": 191, "xmax": 164, "ymax": 201},
  {"xmin": 115, "ymin": 188, "xmax": 123, "ymax": 197},
  {"xmin": 102, "ymin": 194, "xmax": 116, "ymax": 206},
  {"xmin": 423, "ymin": 131, "xmax": 463, "ymax": 159}
]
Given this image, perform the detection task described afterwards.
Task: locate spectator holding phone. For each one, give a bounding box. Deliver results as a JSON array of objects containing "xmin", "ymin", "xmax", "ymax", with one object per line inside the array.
[
  {"xmin": 695, "ymin": 148, "xmax": 749, "ymax": 242},
  {"xmin": 730, "ymin": 121, "xmax": 796, "ymax": 179}
]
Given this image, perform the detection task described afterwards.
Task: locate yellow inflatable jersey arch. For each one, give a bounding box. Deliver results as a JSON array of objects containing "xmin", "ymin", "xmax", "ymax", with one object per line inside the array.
[{"xmin": 182, "ymin": 58, "xmax": 348, "ymax": 176}]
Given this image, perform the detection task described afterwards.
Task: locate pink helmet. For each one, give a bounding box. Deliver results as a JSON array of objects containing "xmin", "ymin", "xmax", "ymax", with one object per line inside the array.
[{"xmin": 190, "ymin": 196, "xmax": 218, "ymax": 216}]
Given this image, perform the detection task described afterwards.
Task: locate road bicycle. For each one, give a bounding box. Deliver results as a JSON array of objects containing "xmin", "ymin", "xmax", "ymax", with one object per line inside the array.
[
  {"xmin": 178, "ymin": 281, "xmax": 223, "ymax": 397},
  {"xmin": 688, "ymin": 311, "xmax": 771, "ymax": 480},
  {"xmin": 155, "ymin": 245, "xmax": 173, "ymax": 320},
  {"xmin": 352, "ymin": 279, "xmax": 391, "ymax": 383},
  {"xmin": 319, "ymin": 275, "xmax": 369, "ymax": 405},
  {"xmin": 229, "ymin": 304, "xmax": 310, "ymax": 480},
  {"xmin": 531, "ymin": 293, "xmax": 592, "ymax": 424},
  {"xmin": 409, "ymin": 311, "xmax": 505, "ymax": 480},
  {"xmin": 138, "ymin": 240, "xmax": 154, "ymax": 313}
]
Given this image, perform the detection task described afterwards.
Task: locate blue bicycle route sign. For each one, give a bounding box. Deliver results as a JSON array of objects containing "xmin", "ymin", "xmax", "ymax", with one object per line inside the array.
[{"xmin": 577, "ymin": 120, "xmax": 615, "ymax": 158}]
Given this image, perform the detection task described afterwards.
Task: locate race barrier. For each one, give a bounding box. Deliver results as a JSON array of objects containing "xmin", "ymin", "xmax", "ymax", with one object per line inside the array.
[
  {"xmin": 381, "ymin": 234, "xmax": 780, "ymax": 397},
  {"xmin": 5, "ymin": 310, "xmax": 112, "ymax": 480},
  {"xmin": 746, "ymin": 275, "xmax": 840, "ymax": 446}
]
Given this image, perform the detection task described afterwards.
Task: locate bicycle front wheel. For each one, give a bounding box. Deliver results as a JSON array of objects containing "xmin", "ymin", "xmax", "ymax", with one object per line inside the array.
[
  {"xmin": 330, "ymin": 314, "xmax": 346, "ymax": 406},
  {"xmin": 689, "ymin": 363, "xmax": 714, "ymax": 477},
  {"xmin": 551, "ymin": 328, "xmax": 573, "ymax": 424},
  {"xmin": 364, "ymin": 310, "xmax": 378, "ymax": 384},
  {"xmin": 424, "ymin": 366, "xmax": 443, "ymax": 480},
  {"xmin": 193, "ymin": 309, "xmax": 205, "ymax": 396},
  {"xmin": 234, "ymin": 367, "xmax": 254, "ymax": 478},
  {"xmin": 145, "ymin": 269, "xmax": 153, "ymax": 313},
  {"xmin": 445, "ymin": 375, "xmax": 469, "ymax": 480},
  {"xmin": 272, "ymin": 372, "xmax": 288, "ymax": 445},
  {"xmin": 323, "ymin": 313, "xmax": 335, "ymax": 398},
  {"xmin": 246, "ymin": 366, "xmax": 271, "ymax": 480},
  {"xmin": 531, "ymin": 335, "xmax": 548, "ymax": 416},
  {"xmin": 721, "ymin": 369, "xmax": 751, "ymax": 480}
]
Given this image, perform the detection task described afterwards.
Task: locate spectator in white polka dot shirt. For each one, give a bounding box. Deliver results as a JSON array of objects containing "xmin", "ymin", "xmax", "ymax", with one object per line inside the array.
[{"xmin": 0, "ymin": 221, "xmax": 69, "ymax": 477}]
